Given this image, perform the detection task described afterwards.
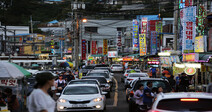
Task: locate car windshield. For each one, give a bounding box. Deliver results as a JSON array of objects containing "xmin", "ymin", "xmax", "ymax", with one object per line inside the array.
[
  {"xmin": 68, "ymin": 80, "xmax": 98, "ymax": 85},
  {"xmin": 133, "ymin": 80, "xmax": 171, "ymax": 92},
  {"xmin": 63, "ymin": 86, "xmax": 99, "ymax": 95},
  {"xmin": 157, "ymin": 98, "xmax": 212, "ymax": 111},
  {"xmin": 95, "ymin": 68, "xmax": 108, "ymax": 70},
  {"xmin": 129, "ymin": 74, "xmax": 147, "ymax": 77},
  {"xmin": 112, "ymin": 65, "xmax": 122, "ymax": 67},
  {"xmin": 82, "ymin": 77, "xmax": 107, "ymax": 84},
  {"xmin": 84, "ymin": 66, "xmax": 95, "ymax": 69},
  {"xmin": 87, "ymin": 73, "xmax": 109, "ymax": 78}
]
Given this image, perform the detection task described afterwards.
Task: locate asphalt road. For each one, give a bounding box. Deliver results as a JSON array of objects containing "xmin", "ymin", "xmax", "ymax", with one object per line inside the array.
[{"xmin": 105, "ymin": 72, "xmax": 129, "ymax": 112}]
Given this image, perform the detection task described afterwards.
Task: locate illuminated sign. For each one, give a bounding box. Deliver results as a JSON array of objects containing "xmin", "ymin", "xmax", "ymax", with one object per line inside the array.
[
  {"xmin": 132, "ymin": 19, "xmax": 139, "ymax": 51},
  {"xmin": 81, "ymin": 39, "xmax": 86, "ymax": 60},
  {"xmin": 184, "ymin": 67, "xmax": 196, "ymax": 75},
  {"xmin": 194, "ymin": 36, "xmax": 204, "ymax": 52},
  {"xmin": 139, "ymin": 34, "xmax": 146, "ymax": 56},
  {"xmin": 183, "ymin": 53, "xmax": 197, "ymax": 62},
  {"xmin": 103, "ymin": 39, "xmax": 108, "ymax": 55}
]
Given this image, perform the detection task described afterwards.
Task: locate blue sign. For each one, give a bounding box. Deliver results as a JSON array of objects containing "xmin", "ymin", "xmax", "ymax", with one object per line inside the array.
[
  {"xmin": 132, "ymin": 19, "xmax": 139, "ymax": 51},
  {"xmin": 136, "ymin": 15, "xmax": 159, "ymax": 20},
  {"xmin": 150, "ymin": 31, "xmax": 157, "ymax": 55}
]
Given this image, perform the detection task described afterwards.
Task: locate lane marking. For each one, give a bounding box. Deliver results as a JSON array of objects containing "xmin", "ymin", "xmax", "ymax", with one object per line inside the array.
[{"xmin": 113, "ymin": 77, "xmax": 118, "ymax": 107}]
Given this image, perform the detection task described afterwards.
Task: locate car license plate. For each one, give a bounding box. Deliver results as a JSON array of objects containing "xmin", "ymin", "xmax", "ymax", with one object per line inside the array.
[{"xmin": 72, "ymin": 104, "xmax": 87, "ymax": 107}]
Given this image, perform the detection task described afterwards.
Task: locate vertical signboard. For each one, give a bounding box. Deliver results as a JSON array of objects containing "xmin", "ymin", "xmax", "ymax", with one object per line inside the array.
[
  {"xmin": 91, "ymin": 41, "xmax": 97, "ymax": 55},
  {"xmin": 117, "ymin": 31, "xmax": 122, "ymax": 53},
  {"xmin": 150, "ymin": 31, "xmax": 157, "ymax": 55},
  {"xmin": 141, "ymin": 18, "xmax": 148, "ymax": 34},
  {"xmin": 194, "ymin": 36, "xmax": 204, "ymax": 52},
  {"xmin": 98, "ymin": 47, "xmax": 102, "ymax": 54},
  {"xmin": 208, "ymin": 28, "xmax": 212, "ymax": 51},
  {"xmin": 139, "ymin": 34, "xmax": 146, "ymax": 56},
  {"xmin": 103, "ymin": 39, "xmax": 108, "ymax": 55},
  {"xmin": 81, "ymin": 39, "xmax": 86, "ymax": 60},
  {"xmin": 132, "ymin": 19, "xmax": 139, "ymax": 51},
  {"xmin": 182, "ymin": 6, "xmax": 196, "ymax": 53},
  {"xmin": 156, "ymin": 21, "xmax": 162, "ymax": 50}
]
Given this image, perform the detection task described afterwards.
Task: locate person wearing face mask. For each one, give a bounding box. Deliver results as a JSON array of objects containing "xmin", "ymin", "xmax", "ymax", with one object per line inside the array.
[{"xmin": 27, "ymin": 72, "xmax": 56, "ymax": 112}]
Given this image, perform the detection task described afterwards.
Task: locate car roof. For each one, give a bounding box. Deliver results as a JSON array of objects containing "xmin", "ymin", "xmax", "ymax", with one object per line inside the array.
[
  {"xmin": 82, "ymin": 76, "xmax": 106, "ymax": 78},
  {"xmin": 112, "ymin": 64, "xmax": 122, "ymax": 65},
  {"xmin": 128, "ymin": 73, "xmax": 147, "ymax": 75},
  {"xmin": 134, "ymin": 77, "xmax": 168, "ymax": 81},
  {"xmin": 90, "ymin": 70, "xmax": 108, "ymax": 73},
  {"xmin": 69, "ymin": 79, "xmax": 98, "ymax": 82},
  {"xmin": 157, "ymin": 92, "xmax": 212, "ymax": 99},
  {"xmin": 66, "ymin": 84, "xmax": 99, "ymax": 87}
]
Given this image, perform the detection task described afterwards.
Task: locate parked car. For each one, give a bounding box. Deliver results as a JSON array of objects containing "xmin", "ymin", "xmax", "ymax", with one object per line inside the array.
[
  {"xmin": 124, "ymin": 73, "xmax": 148, "ymax": 89},
  {"xmin": 68, "ymin": 79, "xmax": 100, "ymax": 86},
  {"xmin": 82, "ymin": 76, "xmax": 111, "ymax": 98},
  {"xmin": 81, "ymin": 65, "xmax": 96, "ymax": 76},
  {"xmin": 57, "ymin": 84, "xmax": 107, "ymax": 112},
  {"xmin": 149, "ymin": 92, "xmax": 212, "ymax": 112},
  {"xmin": 110, "ymin": 64, "xmax": 123, "ymax": 72},
  {"xmin": 121, "ymin": 69, "xmax": 141, "ymax": 82},
  {"xmin": 127, "ymin": 78, "xmax": 172, "ymax": 112},
  {"xmin": 88, "ymin": 70, "xmax": 114, "ymax": 87}
]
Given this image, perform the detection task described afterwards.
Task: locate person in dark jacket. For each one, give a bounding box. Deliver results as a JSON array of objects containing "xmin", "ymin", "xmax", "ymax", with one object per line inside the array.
[{"xmin": 179, "ymin": 73, "xmax": 190, "ymax": 92}]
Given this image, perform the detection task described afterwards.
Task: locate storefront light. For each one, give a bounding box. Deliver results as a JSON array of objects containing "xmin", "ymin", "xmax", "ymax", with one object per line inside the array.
[
  {"xmin": 158, "ymin": 52, "xmax": 171, "ymax": 56},
  {"xmin": 185, "ymin": 63, "xmax": 201, "ymax": 68},
  {"xmin": 175, "ymin": 63, "xmax": 185, "ymax": 68}
]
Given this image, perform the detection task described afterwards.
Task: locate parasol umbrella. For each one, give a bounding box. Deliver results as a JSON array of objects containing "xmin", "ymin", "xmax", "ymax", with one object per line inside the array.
[
  {"xmin": 59, "ymin": 62, "xmax": 73, "ymax": 68},
  {"xmin": 0, "ymin": 62, "xmax": 31, "ymax": 79}
]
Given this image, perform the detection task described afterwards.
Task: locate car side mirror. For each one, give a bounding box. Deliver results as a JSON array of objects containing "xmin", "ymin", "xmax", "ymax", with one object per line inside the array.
[
  {"xmin": 56, "ymin": 93, "xmax": 61, "ymax": 96},
  {"xmin": 102, "ymin": 92, "xmax": 107, "ymax": 95}
]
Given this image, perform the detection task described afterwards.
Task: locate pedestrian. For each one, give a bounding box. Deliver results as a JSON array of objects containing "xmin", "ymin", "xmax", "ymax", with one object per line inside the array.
[
  {"xmin": 161, "ymin": 73, "xmax": 167, "ymax": 79},
  {"xmin": 175, "ymin": 74, "xmax": 181, "ymax": 91},
  {"xmin": 133, "ymin": 84, "xmax": 145, "ymax": 111},
  {"xmin": 27, "ymin": 72, "xmax": 56, "ymax": 112},
  {"xmin": 168, "ymin": 75, "xmax": 176, "ymax": 90},
  {"xmin": 125, "ymin": 62, "xmax": 128, "ymax": 70},
  {"xmin": 55, "ymin": 75, "xmax": 66, "ymax": 93},
  {"xmin": 0, "ymin": 91, "xmax": 7, "ymax": 108},
  {"xmin": 179, "ymin": 73, "xmax": 190, "ymax": 92},
  {"xmin": 157, "ymin": 86, "xmax": 163, "ymax": 93},
  {"xmin": 150, "ymin": 67, "xmax": 157, "ymax": 78},
  {"xmin": 143, "ymin": 81, "xmax": 154, "ymax": 109},
  {"xmin": 3, "ymin": 88, "xmax": 20, "ymax": 112}
]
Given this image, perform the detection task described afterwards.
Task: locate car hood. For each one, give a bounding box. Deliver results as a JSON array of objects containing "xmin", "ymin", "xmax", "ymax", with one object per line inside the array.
[{"xmin": 59, "ymin": 94, "xmax": 102, "ymax": 101}]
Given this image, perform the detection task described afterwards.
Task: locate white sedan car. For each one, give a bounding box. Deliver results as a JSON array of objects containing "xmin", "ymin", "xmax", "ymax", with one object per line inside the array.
[
  {"xmin": 149, "ymin": 92, "xmax": 212, "ymax": 112},
  {"xmin": 124, "ymin": 73, "xmax": 148, "ymax": 89},
  {"xmin": 57, "ymin": 84, "xmax": 107, "ymax": 112},
  {"xmin": 110, "ymin": 64, "xmax": 123, "ymax": 72}
]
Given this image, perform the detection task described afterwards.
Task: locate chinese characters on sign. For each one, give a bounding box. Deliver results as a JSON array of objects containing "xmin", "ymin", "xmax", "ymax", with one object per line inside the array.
[
  {"xmin": 194, "ymin": 36, "xmax": 204, "ymax": 52},
  {"xmin": 132, "ymin": 19, "xmax": 139, "ymax": 51},
  {"xmin": 117, "ymin": 31, "xmax": 122, "ymax": 53},
  {"xmin": 139, "ymin": 34, "xmax": 146, "ymax": 56},
  {"xmin": 151, "ymin": 31, "xmax": 157, "ymax": 55},
  {"xmin": 182, "ymin": 6, "xmax": 196, "ymax": 53},
  {"xmin": 0, "ymin": 79, "xmax": 18, "ymax": 87},
  {"xmin": 81, "ymin": 39, "xmax": 86, "ymax": 60},
  {"xmin": 92, "ymin": 41, "xmax": 97, "ymax": 55},
  {"xmin": 141, "ymin": 18, "xmax": 147, "ymax": 34},
  {"xmin": 98, "ymin": 47, "xmax": 103, "ymax": 54},
  {"xmin": 103, "ymin": 39, "xmax": 108, "ymax": 55}
]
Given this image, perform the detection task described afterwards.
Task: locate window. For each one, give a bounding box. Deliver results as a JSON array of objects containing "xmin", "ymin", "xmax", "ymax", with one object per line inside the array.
[
  {"xmin": 63, "ymin": 86, "xmax": 99, "ymax": 95},
  {"xmin": 85, "ymin": 27, "xmax": 98, "ymax": 33}
]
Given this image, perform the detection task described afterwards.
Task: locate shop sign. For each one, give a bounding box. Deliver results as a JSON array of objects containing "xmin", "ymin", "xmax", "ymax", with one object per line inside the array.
[
  {"xmin": 208, "ymin": 28, "xmax": 212, "ymax": 51},
  {"xmin": 98, "ymin": 47, "xmax": 102, "ymax": 54},
  {"xmin": 103, "ymin": 39, "xmax": 108, "ymax": 55},
  {"xmin": 108, "ymin": 51, "xmax": 118, "ymax": 58},
  {"xmin": 141, "ymin": 18, "xmax": 147, "ymax": 34},
  {"xmin": 184, "ymin": 67, "xmax": 196, "ymax": 75},
  {"xmin": 123, "ymin": 57, "xmax": 133, "ymax": 61},
  {"xmin": 150, "ymin": 31, "xmax": 157, "ymax": 55},
  {"xmin": 194, "ymin": 36, "xmax": 204, "ymax": 52},
  {"xmin": 182, "ymin": 53, "xmax": 196, "ymax": 62},
  {"xmin": 81, "ymin": 39, "xmax": 86, "ymax": 60},
  {"xmin": 132, "ymin": 19, "xmax": 139, "ymax": 51},
  {"xmin": 0, "ymin": 79, "xmax": 18, "ymax": 87},
  {"xmin": 160, "ymin": 57, "xmax": 172, "ymax": 67},
  {"xmin": 67, "ymin": 47, "xmax": 72, "ymax": 53},
  {"xmin": 139, "ymin": 34, "xmax": 146, "ymax": 56},
  {"xmin": 88, "ymin": 56, "xmax": 94, "ymax": 60},
  {"xmin": 182, "ymin": 6, "xmax": 196, "ymax": 53},
  {"xmin": 170, "ymin": 56, "xmax": 180, "ymax": 63},
  {"xmin": 117, "ymin": 31, "xmax": 122, "ymax": 53},
  {"xmin": 91, "ymin": 41, "xmax": 97, "ymax": 55}
]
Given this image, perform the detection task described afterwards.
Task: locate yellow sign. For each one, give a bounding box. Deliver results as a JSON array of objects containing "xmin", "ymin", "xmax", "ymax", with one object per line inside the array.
[
  {"xmin": 139, "ymin": 34, "xmax": 146, "ymax": 56},
  {"xmin": 194, "ymin": 36, "xmax": 204, "ymax": 52},
  {"xmin": 183, "ymin": 53, "xmax": 196, "ymax": 62},
  {"xmin": 103, "ymin": 39, "xmax": 108, "ymax": 55}
]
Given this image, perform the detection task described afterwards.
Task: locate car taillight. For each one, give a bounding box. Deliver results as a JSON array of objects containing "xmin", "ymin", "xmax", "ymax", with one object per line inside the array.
[
  {"xmin": 149, "ymin": 110, "xmax": 160, "ymax": 112},
  {"xmin": 180, "ymin": 98, "xmax": 199, "ymax": 102},
  {"xmin": 125, "ymin": 74, "xmax": 128, "ymax": 77}
]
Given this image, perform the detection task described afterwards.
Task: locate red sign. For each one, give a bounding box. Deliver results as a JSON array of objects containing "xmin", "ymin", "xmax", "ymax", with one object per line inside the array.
[
  {"xmin": 92, "ymin": 41, "xmax": 97, "ymax": 55},
  {"xmin": 209, "ymin": 28, "xmax": 212, "ymax": 51},
  {"xmin": 0, "ymin": 79, "xmax": 17, "ymax": 87},
  {"xmin": 141, "ymin": 18, "xmax": 147, "ymax": 34},
  {"xmin": 81, "ymin": 39, "xmax": 86, "ymax": 60},
  {"xmin": 98, "ymin": 47, "xmax": 102, "ymax": 54},
  {"xmin": 149, "ymin": 20, "xmax": 158, "ymax": 31},
  {"xmin": 117, "ymin": 31, "xmax": 122, "ymax": 52}
]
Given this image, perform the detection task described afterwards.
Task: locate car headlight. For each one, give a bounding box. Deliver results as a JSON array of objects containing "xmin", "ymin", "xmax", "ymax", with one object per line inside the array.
[
  {"xmin": 107, "ymin": 80, "xmax": 110, "ymax": 83},
  {"xmin": 58, "ymin": 98, "xmax": 68, "ymax": 103},
  {"xmin": 93, "ymin": 97, "xmax": 102, "ymax": 102}
]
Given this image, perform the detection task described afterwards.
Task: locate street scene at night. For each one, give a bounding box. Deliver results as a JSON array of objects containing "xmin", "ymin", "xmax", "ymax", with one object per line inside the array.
[{"xmin": 0, "ymin": 0, "xmax": 212, "ymax": 112}]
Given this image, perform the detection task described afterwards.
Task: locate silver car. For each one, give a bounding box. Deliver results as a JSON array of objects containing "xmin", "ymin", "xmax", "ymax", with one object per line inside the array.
[{"xmin": 110, "ymin": 64, "xmax": 123, "ymax": 72}]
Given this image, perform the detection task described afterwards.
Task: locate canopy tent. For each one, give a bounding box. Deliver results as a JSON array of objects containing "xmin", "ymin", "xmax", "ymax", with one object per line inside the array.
[{"xmin": 0, "ymin": 62, "xmax": 31, "ymax": 79}]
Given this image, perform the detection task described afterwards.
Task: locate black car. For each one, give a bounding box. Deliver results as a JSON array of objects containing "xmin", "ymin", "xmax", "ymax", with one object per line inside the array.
[
  {"xmin": 81, "ymin": 76, "xmax": 111, "ymax": 98},
  {"xmin": 95, "ymin": 64, "xmax": 110, "ymax": 67},
  {"xmin": 81, "ymin": 65, "xmax": 96, "ymax": 76},
  {"xmin": 126, "ymin": 78, "xmax": 172, "ymax": 112}
]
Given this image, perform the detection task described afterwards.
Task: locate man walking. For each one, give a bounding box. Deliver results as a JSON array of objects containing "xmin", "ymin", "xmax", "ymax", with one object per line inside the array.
[
  {"xmin": 179, "ymin": 73, "xmax": 190, "ymax": 92},
  {"xmin": 143, "ymin": 81, "xmax": 154, "ymax": 108}
]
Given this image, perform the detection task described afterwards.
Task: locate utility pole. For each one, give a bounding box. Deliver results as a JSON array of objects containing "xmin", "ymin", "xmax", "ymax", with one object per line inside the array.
[
  {"xmin": 173, "ymin": 0, "xmax": 178, "ymax": 51},
  {"xmin": 74, "ymin": 5, "xmax": 79, "ymax": 68},
  {"xmin": 30, "ymin": 15, "xmax": 33, "ymax": 34}
]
